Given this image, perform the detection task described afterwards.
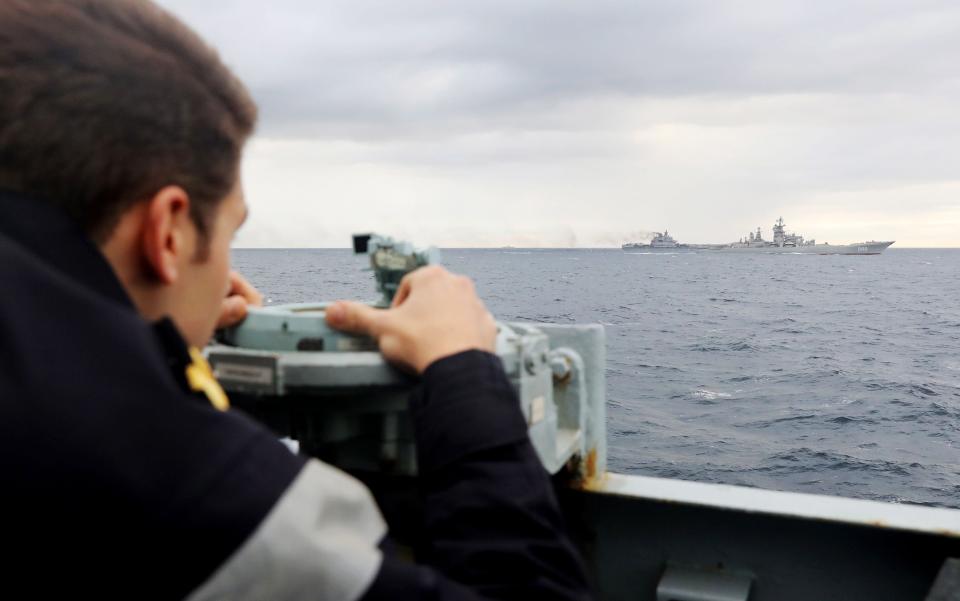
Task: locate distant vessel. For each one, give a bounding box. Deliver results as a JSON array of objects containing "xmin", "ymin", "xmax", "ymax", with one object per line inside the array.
[
  {"xmin": 621, "ymin": 230, "xmax": 689, "ymax": 251},
  {"xmin": 622, "ymin": 218, "xmax": 895, "ymax": 255},
  {"xmin": 708, "ymin": 218, "xmax": 894, "ymax": 255}
]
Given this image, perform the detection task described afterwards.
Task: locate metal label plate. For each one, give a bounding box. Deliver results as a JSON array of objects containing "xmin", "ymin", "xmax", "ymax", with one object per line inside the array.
[{"xmin": 209, "ymin": 353, "xmax": 280, "ymax": 395}]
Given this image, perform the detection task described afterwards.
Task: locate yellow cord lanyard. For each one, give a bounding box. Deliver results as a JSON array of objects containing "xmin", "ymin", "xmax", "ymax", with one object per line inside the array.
[{"xmin": 185, "ymin": 347, "xmax": 230, "ymax": 412}]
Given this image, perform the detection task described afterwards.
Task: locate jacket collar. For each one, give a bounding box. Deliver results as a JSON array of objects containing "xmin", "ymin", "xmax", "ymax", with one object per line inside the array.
[
  {"xmin": 0, "ymin": 188, "xmax": 134, "ymax": 309},
  {"xmin": 0, "ymin": 189, "xmax": 204, "ymax": 395}
]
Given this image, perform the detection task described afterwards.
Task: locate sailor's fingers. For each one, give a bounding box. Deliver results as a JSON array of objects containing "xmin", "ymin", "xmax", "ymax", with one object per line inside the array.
[
  {"xmin": 482, "ymin": 310, "xmax": 497, "ymax": 340},
  {"xmin": 391, "ymin": 275, "xmax": 412, "ymax": 308},
  {"xmin": 227, "ymin": 271, "xmax": 263, "ymax": 307},
  {"xmin": 330, "ymin": 267, "xmax": 493, "ymax": 373},
  {"xmin": 325, "ymin": 300, "xmax": 386, "ymax": 338},
  {"xmin": 216, "ymin": 295, "xmax": 249, "ymax": 329},
  {"xmin": 391, "ymin": 265, "xmax": 446, "ymax": 308}
]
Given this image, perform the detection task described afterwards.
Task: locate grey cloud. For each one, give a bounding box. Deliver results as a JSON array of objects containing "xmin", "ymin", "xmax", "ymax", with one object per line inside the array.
[
  {"xmin": 161, "ymin": 0, "xmax": 960, "ymax": 138},
  {"xmin": 156, "ymin": 0, "xmax": 960, "ymax": 247}
]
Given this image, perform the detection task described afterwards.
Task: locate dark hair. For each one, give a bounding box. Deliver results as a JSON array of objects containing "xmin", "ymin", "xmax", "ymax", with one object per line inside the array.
[{"xmin": 0, "ymin": 0, "xmax": 257, "ymax": 245}]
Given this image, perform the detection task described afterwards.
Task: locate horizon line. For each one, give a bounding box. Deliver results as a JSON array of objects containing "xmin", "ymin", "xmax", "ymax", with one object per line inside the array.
[{"xmin": 232, "ymin": 245, "xmax": 960, "ymax": 250}]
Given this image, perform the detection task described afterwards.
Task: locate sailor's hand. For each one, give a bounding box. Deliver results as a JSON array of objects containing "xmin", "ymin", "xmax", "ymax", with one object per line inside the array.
[
  {"xmin": 325, "ymin": 266, "xmax": 497, "ymax": 374},
  {"xmin": 216, "ymin": 271, "xmax": 264, "ymax": 329}
]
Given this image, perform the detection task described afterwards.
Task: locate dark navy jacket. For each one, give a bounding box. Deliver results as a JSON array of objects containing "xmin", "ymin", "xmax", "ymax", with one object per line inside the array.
[{"xmin": 0, "ymin": 189, "xmax": 591, "ymax": 600}]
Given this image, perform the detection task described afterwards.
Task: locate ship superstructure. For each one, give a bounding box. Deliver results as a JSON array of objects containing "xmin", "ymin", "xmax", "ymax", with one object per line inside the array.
[
  {"xmin": 621, "ymin": 230, "xmax": 689, "ymax": 251},
  {"xmin": 730, "ymin": 217, "xmax": 811, "ymax": 249}
]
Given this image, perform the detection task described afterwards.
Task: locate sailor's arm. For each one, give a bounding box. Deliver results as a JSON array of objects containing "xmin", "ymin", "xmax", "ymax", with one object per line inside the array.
[
  {"xmin": 359, "ymin": 350, "xmax": 592, "ymax": 600},
  {"xmin": 327, "ymin": 266, "xmax": 593, "ymax": 600}
]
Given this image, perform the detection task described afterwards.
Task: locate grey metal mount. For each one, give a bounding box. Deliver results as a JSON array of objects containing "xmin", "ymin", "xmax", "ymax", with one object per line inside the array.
[
  {"xmin": 208, "ymin": 307, "xmax": 606, "ymax": 480},
  {"xmin": 210, "ymin": 232, "xmax": 606, "ymax": 481}
]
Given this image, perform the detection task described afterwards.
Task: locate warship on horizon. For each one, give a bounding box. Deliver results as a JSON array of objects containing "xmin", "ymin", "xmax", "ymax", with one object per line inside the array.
[
  {"xmin": 621, "ymin": 230, "xmax": 689, "ymax": 251},
  {"xmin": 622, "ymin": 218, "xmax": 894, "ymax": 255}
]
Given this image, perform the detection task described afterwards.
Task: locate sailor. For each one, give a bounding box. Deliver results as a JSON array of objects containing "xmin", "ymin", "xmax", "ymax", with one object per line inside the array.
[{"xmin": 0, "ymin": 1, "xmax": 591, "ymax": 599}]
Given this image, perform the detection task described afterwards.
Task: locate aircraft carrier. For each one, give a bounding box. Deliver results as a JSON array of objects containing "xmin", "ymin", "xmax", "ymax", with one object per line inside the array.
[{"xmin": 621, "ymin": 230, "xmax": 689, "ymax": 251}]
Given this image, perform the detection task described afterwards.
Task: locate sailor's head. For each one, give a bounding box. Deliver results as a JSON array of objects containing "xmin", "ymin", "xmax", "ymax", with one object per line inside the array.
[{"xmin": 0, "ymin": 0, "xmax": 255, "ymax": 346}]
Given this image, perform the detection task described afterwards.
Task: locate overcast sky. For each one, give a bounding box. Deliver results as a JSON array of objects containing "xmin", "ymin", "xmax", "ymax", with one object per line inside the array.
[{"xmin": 159, "ymin": 0, "xmax": 960, "ymax": 248}]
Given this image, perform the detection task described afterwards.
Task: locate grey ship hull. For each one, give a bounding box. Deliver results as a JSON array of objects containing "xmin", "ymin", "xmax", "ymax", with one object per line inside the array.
[
  {"xmin": 699, "ymin": 241, "xmax": 895, "ymax": 255},
  {"xmin": 565, "ymin": 473, "xmax": 960, "ymax": 601},
  {"xmin": 621, "ymin": 245, "xmax": 693, "ymax": 252},
  {"xmin": 623, "ymin": 241, "xmax": 894, "ymax": 254}
]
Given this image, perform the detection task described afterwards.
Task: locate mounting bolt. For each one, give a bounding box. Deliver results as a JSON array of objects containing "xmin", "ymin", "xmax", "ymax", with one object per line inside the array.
[{"xmin": 550, "ymin": 355, "xmax": 572, "ymax": 382}]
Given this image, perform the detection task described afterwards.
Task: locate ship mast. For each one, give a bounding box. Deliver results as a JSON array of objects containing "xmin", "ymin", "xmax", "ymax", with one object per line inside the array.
[{"xmin": 773, "ymin": 217, "xmax": 786, "ymax": 247}]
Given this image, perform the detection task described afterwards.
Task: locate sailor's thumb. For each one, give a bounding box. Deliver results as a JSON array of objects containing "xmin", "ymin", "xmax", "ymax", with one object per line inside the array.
[{"xmin": 325, "ymin": 301, "xmax": 384, "ymax": 337}]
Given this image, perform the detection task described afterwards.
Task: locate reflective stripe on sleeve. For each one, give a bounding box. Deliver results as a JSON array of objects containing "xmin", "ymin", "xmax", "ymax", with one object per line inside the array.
[{"xmin": 186, "ymin": 459, "xmax": 387, "ymax": 601}]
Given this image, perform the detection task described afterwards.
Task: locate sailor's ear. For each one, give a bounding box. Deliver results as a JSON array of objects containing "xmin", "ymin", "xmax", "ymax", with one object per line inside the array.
[{"xmin": 141, "ymin": 186, "xmax": 192, "ymax": 284}]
